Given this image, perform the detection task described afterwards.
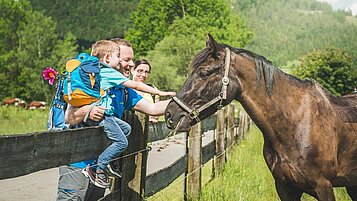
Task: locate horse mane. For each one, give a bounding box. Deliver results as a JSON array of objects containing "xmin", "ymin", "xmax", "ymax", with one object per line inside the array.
[
  {"xmin": 191, "ymin": 44, "xmax": 314, "ymax": 97},
  {"xmin": 231, "ymin": 47, "xmax": 275, "ymax": 96}
]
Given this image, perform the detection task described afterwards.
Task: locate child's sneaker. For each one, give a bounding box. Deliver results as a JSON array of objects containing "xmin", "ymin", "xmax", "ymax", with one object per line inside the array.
[
  {"xmin": 106, "ymin": 164, "xmax": 122, "ymax": 178},
  {"xmin": 82, "ymin": 165, "xmax": 109, "ymax": 188},
  {"xmin": 94, "ymin": 169, "xmax": 110, "ymax": 188},
  {"xmin": 82, "ymin": 165, "xmax": 96, "ymax": 184}
]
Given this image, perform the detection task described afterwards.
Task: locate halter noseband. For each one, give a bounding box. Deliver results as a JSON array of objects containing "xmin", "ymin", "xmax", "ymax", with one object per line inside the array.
[{"xmin": 172, "ymin": 47, "xmax": 231, "ymax": 123}]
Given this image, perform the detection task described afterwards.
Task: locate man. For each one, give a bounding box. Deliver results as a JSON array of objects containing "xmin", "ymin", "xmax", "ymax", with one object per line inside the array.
[{"xmin": 57, "ymin": 39, "xmax": 173, "ymax": 201}]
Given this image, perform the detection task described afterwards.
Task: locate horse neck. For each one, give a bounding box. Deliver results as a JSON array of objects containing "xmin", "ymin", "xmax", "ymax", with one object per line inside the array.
[{"xmin": 233, "ymin": 55, "xmax": 311, "ymax": 141}]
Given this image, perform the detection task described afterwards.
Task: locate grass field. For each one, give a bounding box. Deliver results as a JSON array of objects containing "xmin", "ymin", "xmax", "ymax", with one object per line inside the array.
[
  {"xmin": 0, "ymin": 106, "xmax": 48, "ymax": 135},
  {"xmin": 148, "ymin": 126, "xmax": 350, "ymax": 201}
]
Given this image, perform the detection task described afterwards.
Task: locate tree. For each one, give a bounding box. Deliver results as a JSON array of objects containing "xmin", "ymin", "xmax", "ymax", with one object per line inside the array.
[
  {"xmin": 292, "ymin": 47, "xmax": 356, "ymax": 96},
  {"xmin": 30, "ymin": 0, "xmax": 139, "ymax": 50},
  {"xmin": 146, "ymin": 14, "xmax": 253, "ymax": 91},
  {"xmin": 0, "ymin": 0, "xmax": 29, "ymax": 100},
  {"xmin": 125, "ymin": 0, "xmax": 232, "ymax": 57},
  {"xmin": 0, "ymin": 4, "xmax": 79, "ymax": 103},
  {"xmin": 0, "ymin": 0, "xmax": 29, "ymax": 55}
]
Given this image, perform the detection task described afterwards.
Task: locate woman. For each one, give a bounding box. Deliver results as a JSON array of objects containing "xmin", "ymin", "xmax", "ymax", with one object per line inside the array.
[{"xmin": 132, "ymin": 59, "xmax": 160, "ymax": 123}]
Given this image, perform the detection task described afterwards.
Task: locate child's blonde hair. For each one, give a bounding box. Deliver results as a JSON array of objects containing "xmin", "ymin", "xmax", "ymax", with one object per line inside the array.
[{"xmin": 91, "ymin": 40, "xmax": 120, "ymax": 62}]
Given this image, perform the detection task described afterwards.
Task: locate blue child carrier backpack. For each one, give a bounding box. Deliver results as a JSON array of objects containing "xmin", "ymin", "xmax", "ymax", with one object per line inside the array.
[
  {"xmin": 63, "ymin": 53, "xmax": 104, "ymax": 107},
  {"xmin": 47, "ymin": 78, "xmax": 68, "ymax": 130}
]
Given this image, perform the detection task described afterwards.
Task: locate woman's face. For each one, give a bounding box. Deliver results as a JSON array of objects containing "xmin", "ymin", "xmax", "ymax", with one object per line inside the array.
[{"xmin": 132, "ymin": 64, "xmax": 150, "ymax": 82}]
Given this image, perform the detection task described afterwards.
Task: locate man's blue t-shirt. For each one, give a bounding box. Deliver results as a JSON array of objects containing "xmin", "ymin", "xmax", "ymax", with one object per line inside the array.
[{"xmin": 70, "ymin": 86, "xmax": 143, "ymax": 169}]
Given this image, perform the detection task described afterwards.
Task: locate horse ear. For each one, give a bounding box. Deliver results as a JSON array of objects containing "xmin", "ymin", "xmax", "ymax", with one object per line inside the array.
[{"xmin": 206, "ymin": 33, "xmax": 224, "ymax": 58}]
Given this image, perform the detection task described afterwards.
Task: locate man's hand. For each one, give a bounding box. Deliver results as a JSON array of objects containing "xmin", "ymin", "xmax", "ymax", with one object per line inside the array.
[{"xmin": 89, "ymin": 106, "xmax": 106, "ymax": 121}]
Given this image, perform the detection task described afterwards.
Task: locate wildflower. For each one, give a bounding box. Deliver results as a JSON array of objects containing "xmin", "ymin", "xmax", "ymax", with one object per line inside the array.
[{"xmin": 42, "ymin": 67, "xmax": 57, "ymax": 85}]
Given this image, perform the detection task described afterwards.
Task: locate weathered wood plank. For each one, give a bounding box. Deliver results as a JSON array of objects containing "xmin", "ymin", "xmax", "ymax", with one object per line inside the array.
[
  {"xmin": 202, "ymin": 141, "xmax": 215, "ymax": 165},
  {"xmin": 145, "ymin": 155, "xmax": 188, "ymax": 197},
  {"xmin": 0, "ymin": 126, "xmax": 108, "ymax": 180}
]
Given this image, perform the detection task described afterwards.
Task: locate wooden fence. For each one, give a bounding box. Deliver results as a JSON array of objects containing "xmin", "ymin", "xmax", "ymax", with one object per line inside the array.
[{"xmin": 0, "ymin": 104, "xmax": 252, "ymax": 200}]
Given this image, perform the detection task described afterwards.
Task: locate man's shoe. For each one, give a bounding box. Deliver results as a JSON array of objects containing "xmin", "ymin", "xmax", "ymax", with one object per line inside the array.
[
  {"xmin": 94, "ymin": 169, "xmax": 110, "ymax": 188},
  {"xmin": 106, "ymin": 164, "xmax": 122, "ymax": 178}
]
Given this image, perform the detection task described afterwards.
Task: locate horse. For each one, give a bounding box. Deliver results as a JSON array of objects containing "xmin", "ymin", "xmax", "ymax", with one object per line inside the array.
[{"xmin": 165, "ymin": 34, "xmax": 357, "ymax": 201}]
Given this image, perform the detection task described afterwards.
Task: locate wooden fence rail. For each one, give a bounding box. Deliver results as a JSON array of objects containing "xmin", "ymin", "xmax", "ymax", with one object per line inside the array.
[{"xmin": 0, "ymin": 104, "xmax": 252, "ymax": 200}]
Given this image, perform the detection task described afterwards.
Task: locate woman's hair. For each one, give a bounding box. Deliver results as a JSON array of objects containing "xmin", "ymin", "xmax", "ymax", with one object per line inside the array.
[{"xmin": 134, "ymin": 59, "xmax": 152, "ymax": 71}]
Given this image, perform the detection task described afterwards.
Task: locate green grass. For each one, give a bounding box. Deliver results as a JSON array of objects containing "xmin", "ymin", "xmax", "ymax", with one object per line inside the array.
[
  {"xmin": 148, "ymin": 126, "xmax": 350, "ymax": 201},
  {"xmin": 197, "ymin": 126, "xmax": 350, "ymax": 201},
  {"xmin": 0, "ymin": 106, "xmax": 48, "ymax": 135}
]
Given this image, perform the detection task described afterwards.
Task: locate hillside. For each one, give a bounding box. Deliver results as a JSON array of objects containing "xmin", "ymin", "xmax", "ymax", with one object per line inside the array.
[{"xmin": 231, "ymin": 0, "xmax": 357, "ymax": 67}]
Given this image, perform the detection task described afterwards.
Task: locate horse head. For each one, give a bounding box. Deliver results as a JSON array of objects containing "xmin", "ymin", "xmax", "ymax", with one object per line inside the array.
[{"xmin": 165, "ymin": 34, "xmax": 240, "ymax": 131}]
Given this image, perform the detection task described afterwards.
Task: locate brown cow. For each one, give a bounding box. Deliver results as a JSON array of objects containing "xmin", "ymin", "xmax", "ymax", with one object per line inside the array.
[
  {"xmin": 1, "ymin": 98, "xmax": 21, "ymax": 106},
  {"xmin": 27, "ymin": 101, "xmax": 46, "ymax": 110}
]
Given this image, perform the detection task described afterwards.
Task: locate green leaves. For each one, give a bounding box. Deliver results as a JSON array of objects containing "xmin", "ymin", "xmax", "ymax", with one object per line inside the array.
[
  {"xmin": 0, "ymin": 0, "xmax": 78, "ymax": 103},
  {"xmin": 292, "ymin": 47, "xmax": 356, "ymax": 96}
]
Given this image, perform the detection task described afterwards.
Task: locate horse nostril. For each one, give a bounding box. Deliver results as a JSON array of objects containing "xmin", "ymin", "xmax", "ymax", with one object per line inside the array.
[{"xmin": 166, "ymin": 112, "xmax": 173, "ymax": 124}]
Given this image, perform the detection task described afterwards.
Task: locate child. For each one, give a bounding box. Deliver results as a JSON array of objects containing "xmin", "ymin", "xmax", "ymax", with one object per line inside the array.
[{"xmin": 82, "ymin": 40, "xmax": 175, "ymax": 188}]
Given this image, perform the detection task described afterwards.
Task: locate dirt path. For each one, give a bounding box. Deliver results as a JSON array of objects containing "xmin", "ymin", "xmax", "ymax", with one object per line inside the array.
[{"xmin": 0, "ymin": 131, "xmax": 214, "ymax": 201}]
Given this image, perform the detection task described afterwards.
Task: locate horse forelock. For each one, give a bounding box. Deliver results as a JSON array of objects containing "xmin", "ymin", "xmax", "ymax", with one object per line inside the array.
[
  {"xmin": 191, "ymin": 44, "xmax": 277, "ymax": 96},
  {"xmin": 191, "ymin": 47, "xmax": 213, "ymax": 69}
]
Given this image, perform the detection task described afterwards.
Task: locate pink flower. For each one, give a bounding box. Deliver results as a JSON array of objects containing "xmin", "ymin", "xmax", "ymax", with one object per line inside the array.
[{"xmin": 42, "ymin": 67, "xmax": 57, "ymax": 85}]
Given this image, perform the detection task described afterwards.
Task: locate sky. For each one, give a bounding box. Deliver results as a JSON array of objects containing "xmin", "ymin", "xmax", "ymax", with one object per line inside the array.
[{"xmin": 317, "ymin": 0, "xmax": 357, "ymax": 15}]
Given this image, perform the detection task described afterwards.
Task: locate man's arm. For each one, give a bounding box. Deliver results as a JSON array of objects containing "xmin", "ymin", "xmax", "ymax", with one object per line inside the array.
[
  {"xmin": 132, "ymin": 99, "xmax": 170, "ymax": 116},
  {"xmin": 65, "ymin": 105, "xmax": 106, "ymax": 124}
]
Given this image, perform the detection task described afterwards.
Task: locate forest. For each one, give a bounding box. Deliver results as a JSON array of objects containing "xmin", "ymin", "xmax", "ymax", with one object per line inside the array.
[{"xmin": 0, "ymin": 0, "xmax": 356, "ymax": 103}]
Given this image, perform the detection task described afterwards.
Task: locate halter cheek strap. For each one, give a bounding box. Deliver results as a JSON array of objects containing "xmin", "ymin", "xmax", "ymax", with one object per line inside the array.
[{"xmin": 172, "ymin": 47, "xmax": 231, "ymax": 123}]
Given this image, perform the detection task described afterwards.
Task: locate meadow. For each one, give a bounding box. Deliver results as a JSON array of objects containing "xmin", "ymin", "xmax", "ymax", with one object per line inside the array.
[
  {"xmin": 0, "ymin": 106, "xmax": 48, "ymax": 135},
  {"xmin": 149, "ymin": 127, "xmax": 350, "ymax": 201}
]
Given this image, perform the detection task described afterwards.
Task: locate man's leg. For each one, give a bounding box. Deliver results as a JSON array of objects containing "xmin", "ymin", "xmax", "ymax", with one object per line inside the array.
[{"xmin": 56, "ymin": 165, "xmax": 89, "ymax": 201}]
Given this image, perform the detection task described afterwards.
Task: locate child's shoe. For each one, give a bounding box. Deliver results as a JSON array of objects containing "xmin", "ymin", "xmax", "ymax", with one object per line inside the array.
[
  {"xmin": 94, "ymin": 168, "xmax": 110, "ymax": 188},
  {"xmin": 82, "ymin": 165, "xmax": 109, "ymax": 188}
]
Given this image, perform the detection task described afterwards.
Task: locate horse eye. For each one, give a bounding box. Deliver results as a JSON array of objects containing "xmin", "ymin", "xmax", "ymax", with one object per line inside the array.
[{"xmin": 199, "ymin": 64, "xmax": 221, "ymax": 79}]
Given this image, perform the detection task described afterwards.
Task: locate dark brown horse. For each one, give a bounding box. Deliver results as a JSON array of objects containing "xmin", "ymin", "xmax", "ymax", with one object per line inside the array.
[{"xmin": 165, "ymin": 34, "xmax": 357, "ymax": 201}]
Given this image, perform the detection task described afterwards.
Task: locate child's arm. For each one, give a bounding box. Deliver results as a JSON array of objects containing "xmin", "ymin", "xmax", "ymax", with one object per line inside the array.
[{"xmin": 122, "ymin": 80, "xmax": 176, "ymax": 97}]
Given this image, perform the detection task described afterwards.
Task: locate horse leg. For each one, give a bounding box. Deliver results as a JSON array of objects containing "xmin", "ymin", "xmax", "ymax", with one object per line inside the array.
[
  {"xmin": 313, "ymin": 179, "xmax": 335, "ymax": 201},
  {"xmin": 275, "ymin": 181, "xmax": 303, "ymax": 201},
  {"xmin": 346, "ymin": 186, "xmax": 357, "ymax": 201}
]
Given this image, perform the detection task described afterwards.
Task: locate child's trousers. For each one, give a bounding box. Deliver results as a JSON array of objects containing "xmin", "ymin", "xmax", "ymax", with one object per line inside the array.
[{"xmin": 97, "ymin": 115, "xmax": 131, "ymax": 171}]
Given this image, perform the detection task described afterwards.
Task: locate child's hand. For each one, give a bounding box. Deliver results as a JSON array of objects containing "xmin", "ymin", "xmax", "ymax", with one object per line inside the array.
[
  {"xmin": 159, "ymin": 91, "xmax": 176, "ymax": 97},
  {"xmin": 90, "ymin": 106, "xmax": 107, "ymax": 121}
]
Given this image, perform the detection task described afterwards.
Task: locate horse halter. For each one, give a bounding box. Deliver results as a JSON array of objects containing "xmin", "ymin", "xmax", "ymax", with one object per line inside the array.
[{"xmin": 171, "ymin": 47, "xmax": 231, "ymax": 123}]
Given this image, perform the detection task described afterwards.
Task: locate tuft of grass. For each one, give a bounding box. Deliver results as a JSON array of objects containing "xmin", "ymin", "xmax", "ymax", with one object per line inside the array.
[{"xmin": 0, "ymin": 106, "xmax": 48, "ymax": 135}]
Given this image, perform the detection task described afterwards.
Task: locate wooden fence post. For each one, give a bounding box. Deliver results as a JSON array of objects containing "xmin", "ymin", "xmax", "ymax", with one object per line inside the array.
[
  {"xmin": 121, "ymin": 112, "xmax": 148, "ymax": 201},
  {"xmin": 226, "ymin": 105, "xmax": 234, "ymax": 159},
  {"xmin": 238, "ymin": 110, "xmax": 245, "ymax": 140},
  {"xmin": 186, "ymin": 122, "xmax": 202, "ymax": 200},
  {"xmin": 215, "ymin": 109, "xmax": 225, "ymax": 175},
  {"xmin": 101, "ymin": 111, "xmax": 148, "ymax": 201}
]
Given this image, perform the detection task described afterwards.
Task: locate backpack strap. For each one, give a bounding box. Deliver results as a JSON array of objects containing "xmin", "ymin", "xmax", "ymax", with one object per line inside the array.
[{"xmin": 123, "ymin": 87, "xmax": 129, "ymax": 109}]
